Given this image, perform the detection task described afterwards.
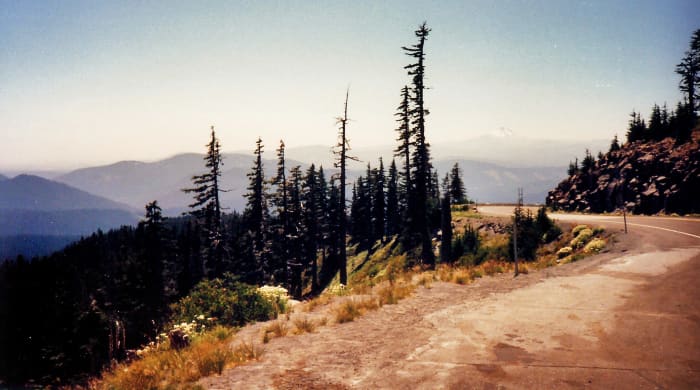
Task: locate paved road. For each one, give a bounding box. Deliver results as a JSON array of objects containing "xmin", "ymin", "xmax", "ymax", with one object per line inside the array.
[{"xmin": 201, "ymin": 208, "xmax": 700, "ymax": 389}]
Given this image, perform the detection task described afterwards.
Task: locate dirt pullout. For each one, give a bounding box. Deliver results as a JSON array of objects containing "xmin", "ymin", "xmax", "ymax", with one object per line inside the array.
[{"xmin": 200, "ymin": 224, "xmax": 700, "ymax": 389}]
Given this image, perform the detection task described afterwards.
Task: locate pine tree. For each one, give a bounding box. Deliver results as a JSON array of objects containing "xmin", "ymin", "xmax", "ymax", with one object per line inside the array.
[
  {"xmin": 648, "ymin": 104, "xmax": 664, "ymax": 140},
  {"xmin": 394, "ymin": 86, "xmax": 412, "ymax": 207},
  {"xmin": 626, "ymin": 111, "xmax": 646, "ymax": 143},
  {"xmin": 268, "ymin": 140, "xmax": 289, "ymax": 284},
  {"xmin": 287, "ymin": 165, "xmax": 304, "ymax": 298},
  {"xmin": 302, "ymin": 164, "xmax": 320, "ymax": 291},
  {"xmin": 440, "ymin": 174, "xmax": 452, "ymax": 263},
  {"xmin": 315, "ymin": 166, "xmax": 330, "ymax": 291},
  {"xmin": 182, "ymin": 126, "xmax": 226, "ymax": 276},
  {"xmin": 372, "ymin": 158, "xmax": 386, "ymax": 243},
  {"xmin": 393, "ymin": 86, "xmax": 413, "ymax": 245},
  {"xmin": 671, "ymin": 101, "xmax": 694, "ymax": 143},
  {"xmin": 449, "ymin": 163, "xmax": 467, "ymax": 204},
  {"xmin": 403, "ymin": 22, "xmax": 434, "ymax": 265},
  {"xmin": 609, "ymin": 134, "xmax": 621, "ymax": 153},
  {"xmin": 319, "ymin": 177, "xmax": 341, "ymax": 287},
  {"xmin": 140, "ymin": 200, "xmax": 167, "ymax": 321},
  {"xmin": 676, "ymin": 29, "xmax": 700, "ymax": 115},
  {"xmin": 581, "ymin": 149, "xmax": 595, "ymax": 173},
  {"xmin": 271, "ymin": 140, "xmax": 289, "ymax": 238},
  {"xmin": 385, "ymin": 159, "xmax": 400, "ymax": 237},
  {"xmin": 244, "ymin": 137, "xmax": 268, "ymax": 281},
  {"xmin": 350, "ymin": 175, "xmax": 372, "ymax": 250}
]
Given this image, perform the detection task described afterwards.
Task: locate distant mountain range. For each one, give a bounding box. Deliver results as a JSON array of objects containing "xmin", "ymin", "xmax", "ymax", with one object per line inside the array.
[
  {"xmin": 0, "ymin": 135, "xmax": 608, "ymax": 259},
  {"xmin": 0, "ymin": 175, "xmax": 139, "ymax": 260},
  {"xmin": 56, "ymin": 153, "xmax": 307, "ymax": 215},
  {"xmin": 54, "ymin": 146, "xmax": 583, "ymax": 216}
]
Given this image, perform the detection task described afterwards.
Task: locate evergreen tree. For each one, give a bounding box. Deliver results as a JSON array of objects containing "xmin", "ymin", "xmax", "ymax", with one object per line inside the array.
[
  {"xmin": 626, "ymin": 111, "xmax": 647, "ymax": 143},
  {"xmin": 268, "ymin": 140, "xmax": 289, "ymax": 284},
  {"xmin": 271, "ymin": 140, "xmax": 289, "ymax": 238},
  {"xmin": 676, "ymin": 29, "xmax": 700, "ymax": 115},
  {"xmin": 440, "ymin": 174, "xmax": 452, "ymax": 263},
  {"xmin": 319, "ymin": 177, "xmax": 342, "ymax": 287},
  {"xmin": 403, "ymin": 22, "xmax": 434, "ymax": 265},
  {"xmin": 315, "ymin": 166, "xmax": 330, "ymax": 290},
  {"xmin": 581, "ymin": 149, "xmax": 595, "ymax": 173},
  {"xmin": 385, "ymin": 159, "xmax": 400, "ymax": 237},
  {"xmin": 287, "ymin": 165, "xmax": 304, "ymax": 297},
  {"xmin": 393, "ymin": 86, "xmax": 412, "ymax": 240},
  {"xmin": 140, "ymin": 201, "xmax": 167, "ymax": 321},
  {"xmin": 182, "ymin": 126, "xmax": 225, "ymax": 276},
  {"xmin": 372, "ymin": 159, "xmax": 386, "ymax": 243},
  {"xmin": 302, "ymin": 164, "xmax": 320, "ymax": 291},
  {"xmin": 609, "ymin": 134, "xmax": 621, "ymax": 153},
  {"xmin": 449, "ymin": 163, "xmax": 467, "ymax": 204},
  {"xmin": 648, "ymin": 104, "xmax": 664, "ymax": 140},
  {"xmin": 350, "ymin": 175, "xmax": 372, "ymax": 250},
  {"xmin": 671, "ymin": 101, "xmax": 695, "ymax": 143},
  {"xmin": 243, "ymin": 137, "xmax": 268, "ymax": 281}
]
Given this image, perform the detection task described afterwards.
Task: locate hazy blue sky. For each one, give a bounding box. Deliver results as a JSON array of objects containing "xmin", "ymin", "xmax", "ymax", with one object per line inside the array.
[{"xmin": 1, "ymin": 0, "xmax": 698, "ymax": 170}]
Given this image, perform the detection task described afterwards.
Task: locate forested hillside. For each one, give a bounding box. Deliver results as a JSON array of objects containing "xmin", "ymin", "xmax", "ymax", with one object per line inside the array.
[{"xmin": 0, "ymin": 23, "xmax": 460, "ymax": 386}]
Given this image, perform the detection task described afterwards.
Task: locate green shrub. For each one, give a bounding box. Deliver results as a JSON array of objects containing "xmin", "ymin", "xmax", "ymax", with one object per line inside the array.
[
  {"xmin": 570, "ymin": 228, "xmax": 593, "ymax": 249},
  {"xmin": 583, "ymin": 238, "xmax": 606, "ymax": 253},
  {"xmin": 572, "ymin": 225, "xmax": 590, "ymax": 237},
  {"xmin": 170, "ymin": 273, "xmax": 275, "ymax": 328},
  {"xmin": 557, "ymin": 246, "xmax": 573, "ymax": 259}
]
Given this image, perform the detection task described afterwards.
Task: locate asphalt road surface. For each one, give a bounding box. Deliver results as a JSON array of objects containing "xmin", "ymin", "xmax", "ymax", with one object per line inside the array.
[{"xmin": 201, "ymin": 207, "xmax": 700, "ymax": 389}]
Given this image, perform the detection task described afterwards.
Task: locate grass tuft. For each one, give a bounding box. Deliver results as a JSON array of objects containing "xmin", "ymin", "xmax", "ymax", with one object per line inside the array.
[
  {"xmin": 262, "ymin": 320, "xmax": 288, "ymax": 343},
  {"xmin": 292, "ymin": 317, "xmax": 317, "ymax": 334}
]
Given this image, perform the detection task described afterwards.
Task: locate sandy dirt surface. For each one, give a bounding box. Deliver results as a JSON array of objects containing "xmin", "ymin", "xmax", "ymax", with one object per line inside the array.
[{"xmin": 200, "ymin": 209, "xmax": 700, "ymax": 389}]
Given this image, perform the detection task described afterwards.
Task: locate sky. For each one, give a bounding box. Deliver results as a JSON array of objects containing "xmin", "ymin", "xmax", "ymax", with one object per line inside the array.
[{"xmin": 1, "ymin": 0, "xmax": 698, "ymax": 170}]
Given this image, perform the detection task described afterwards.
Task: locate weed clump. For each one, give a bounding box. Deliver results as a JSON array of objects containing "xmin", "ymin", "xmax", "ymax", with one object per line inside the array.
[
  {"xmin": 557, "ymin": 246, "xmax": 573, "ymax": 259},
  {"xmin": 292, "ymin": 318, "xmax": 317, "ymax": 334},
  {"xmin": 583, "ymin": 237, "xmax": 606, "ymax": 253},
  {"xmin": 570, "ymin": 228, "xmax": 593, "ymax": 249}
]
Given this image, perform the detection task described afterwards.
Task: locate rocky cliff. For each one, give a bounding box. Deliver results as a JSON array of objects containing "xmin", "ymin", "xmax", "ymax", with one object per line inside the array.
[{"xmin": 547, "ymin": 132, "xmax": 699, "ymax": 215}]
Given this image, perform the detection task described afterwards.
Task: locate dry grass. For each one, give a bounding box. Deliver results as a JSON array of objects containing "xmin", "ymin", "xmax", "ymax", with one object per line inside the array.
[
  {"xmin": 481, "ymin": 260, "xmax": 506, "ymax": 276},
  {"xmin": 262, "ymin": 320, "xmax": 289, "ymax": 343},
  {"xmin": 333, "ymin": 297, "xmax": 380, "ymax": 324},
  {"xmin": 292, "ymin": 317, "xmax": 317, "ymax": 334},
  {"xmin": 301, "ymin": 293, "xmax": 332, "ymax": 312},
  {"xmin": 96, "ymin": 327, "xmax": 265, "ymax": 389},
  {"xmin": 377, "ymin": 282, "xmax": 415, "ymax": 305},
  {"xmin": 415, "ymin": 272, "xmax": 434, "ymax": 288}
]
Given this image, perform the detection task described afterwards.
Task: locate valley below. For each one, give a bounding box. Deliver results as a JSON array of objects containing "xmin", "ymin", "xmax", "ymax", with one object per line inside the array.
[{"xmin": 200, "ymin": 208, "xmax": 700, "ymax": 389}]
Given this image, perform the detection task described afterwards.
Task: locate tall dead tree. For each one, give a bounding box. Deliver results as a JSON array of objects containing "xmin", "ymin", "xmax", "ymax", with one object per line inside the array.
[{"xmin": 334, "ymin": 89, "xmax": 358, "ymax": 285}]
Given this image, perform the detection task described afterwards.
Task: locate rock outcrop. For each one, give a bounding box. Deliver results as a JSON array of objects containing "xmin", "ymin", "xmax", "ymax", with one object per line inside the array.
[{"xmin": 547, "ymin": 133, "xmax": 699, "ymax": 215}]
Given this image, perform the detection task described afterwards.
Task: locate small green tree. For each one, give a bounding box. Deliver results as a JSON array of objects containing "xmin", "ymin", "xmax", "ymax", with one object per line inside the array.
[
  {"xmin": 609, "ymin": 134, "xmax": 621, "ymax": 153},
  {"xmin": 440, "ymin": 174, "xmax": 452, "ymax": 263},
  {"xmin": 449, "ymin": 163, "xmax": 467, "ymax": 204},
  {"xmin": 676, "ymin": 29, "xmax": 700, "ymax": 116},
  {"xmin": 182, "ymin": 126, "xmax": 226, "ymax": 276}
]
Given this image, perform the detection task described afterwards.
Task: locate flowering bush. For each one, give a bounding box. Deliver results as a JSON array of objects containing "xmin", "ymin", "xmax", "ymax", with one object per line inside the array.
[
  {"xmin": 256, "ymin": 285, "xmax": 289, "ymax": 315},
  {"xmin": 327, "ymin": 283, "xmax": 347, "ymax": 296},
  {"xmin": 170, "ymin": 273, "xmax": 276, "ymax": 328}
]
